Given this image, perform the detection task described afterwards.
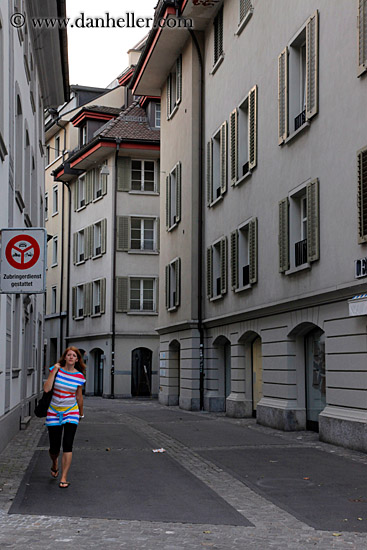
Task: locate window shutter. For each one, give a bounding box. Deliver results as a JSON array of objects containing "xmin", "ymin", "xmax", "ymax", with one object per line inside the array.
[
  {"xmin": 306, "ymin": 10, "xmax": 319, "ymax": 120},
  {"xmin": 230, "ymin": 230, "xmax": 238, "ymax": 290},
  {"xmin": 358, "ymin": 0, "xmax": 367, "ymax": 76},
  {"xmin": 306, "ymin": 178, "xmax": 320, "ymax": 263},
  {"xmin": 230, "ymin": 109, "xmax": 238, "ymax": 185},
  {"xmin": 116, "ymin": 216, "xmax": 130, "ymax": 251},
  {"xmin": 214, "ymin": 8, "xmax": 223, "ymax": 64},
  {"xmin": 220, "ymin": 237, "xmax": 228, "ymax": 295},
  {"xmin": 84, "ymin": 282, "xmax": 92, "ymax": 317},
  {"xmin": 155, "ymin": 277, "xmax": 159, "ymax": 313},
  {"xmin": 279, "ymin": 198, "xmax": 289, "ymax": 272},
  {"xmin": 278, "ymin": 48, "xmax": 288, "ymax": 144},
  {"xmin": 220, "ymin": 121, "xmax": 227, "ymax": 195},
  {"xmin": 175, "ymin": 257, "xmax": 181, "ymax": 307},
  {"xmin": 248, "ymin": 85, "xmax": 257, "ymax": 170},
  {"xmin": 165, "ymin": 265, "xmax": 170, "ymax": 309},
  {"xmin": 176, "ymin": 55, "xmax": 182, "ymax": 104},
  {"xmin": 156, "ymin": 217, "xmax": 160, "ymax": 251},
  {"xmin": 73, "ymin": 233, "xmax": 77, "ymax": 265},
  {"xmin": 176, "ymin": 162, "xmax": 182, "ymax": 223},
  {"xmin": 167, "ymin": 74, "xmax": 172, "ymax": 118},
  {"xmin": 85, "ymin": 171, "xmax": 93, "ymax": 204},
  {"xmin": 116, "ymin": 277, "xmax": 128, "ymax": 312},
  {"xmin": 87, "ymin": 225, "xmax": 94, "ymax": 259},
  {"xmin": 72, "ymin": 287, "xmax": 76, "ymax": 319},
  {"xmin": 100, "ymin": 278, "xmax": 106, "ymax": 314},
  {"xmin": 358, "ymin": 147, "xmax": 367, "ymax": 243},
  {"xmin": 207, "ymin": 140, "xmax": 213, "ymax": 205},
  {"xmin": 166, "ymin": 175, "xmax": 170, "ymax": 229},
  {"xmin": 102, "ymin": 173, "xmax": 107, "ymax": 196},
  {"xmin": 101, "ymin": 218, "xmax": 107, "ymax": 254},
  {"xmin": 240, "ymin": 0, "xmax": 252, "ymax": 23},
  {"xmin": 249, "ymin": 217, "xmax": 258, "ymax": 284},
  {"xmin": 156, "ymin": 161, "xmax": 160, "ymax": 194},
  {"xmin": 206, "ymin": 246, "xmax": 213, "ymax": 299},
  {"xmin": 117, "ymin": 157, "xmax": 131, "ymax": 192},
  {"xmin": 74, "ymin": 182, "xmax": 79, "ymax": 211}
]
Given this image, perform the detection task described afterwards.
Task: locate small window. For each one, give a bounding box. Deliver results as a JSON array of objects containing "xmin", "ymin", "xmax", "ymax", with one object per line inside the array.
[
  {"xmin": 130, "ymin": 278, "xmax": 155, "ymax": 312},
  {"xmin": 80, "ymin": 125, "xmax": 87, "ymax": 146},
  {"xmin": 94, "ymin": 222, "xmax": 102, "ymax": 256},
  {"xmin": 76, "ymin": 285, "xmax": 84, "ymax": 318},
  {"xmin": 214, "ymin": 7, "xmax": 224, "ymax": 66},
  {"xmin": 77, "ymin": 230, "xmax": 85, "ymax": 263},
  {"xmin": 93, "ymin": 280, "xmax": 101, "ymax": 315},
  {"xmin": 167, "ymin": 56, "xmax": 182, "ymax": 119},
  {"xmin": 131, "ymin": 218, "xmax": 155, "ymax": 251},
  {"xmin": 45, "ymin": 193, "xmax": 48, "ymax": 220},
  {"xmin": 46, "ymin": 145, "xmax": 50, "ymax": 165},
  {"xmin": 131, "ymin": 160, "xmax": 155, "ymax": 192},
  {"xmin": 55, "ymin": 135, "xmax": 60, "ymax": 158},
  {"xmin": 51, "ymin": 286, "xmax": 57, "ymax": 314},
  {"xmin": 231, "ymin": 218, "xmax": 258, "ymax": 291},
  {"xmin": 166, "ymin": 162, "xmax": 182, "ymax": 229},
  {"xmin": 155, "ymin": 103, "xmax": 161, "ymax": 128},
  {"xmin": 165, "ymin": 259, "xmax": 181, "ymax": 310},
  {"xmin": 207, "ymin": 122, "xmax": 227, "ymax": 205},
  {"xmin": 52, "ymin": 236, "xmax": 58, "ymax": 266},
  {"xmin": 77, "ymin": 176, "xmax": 86, "ymax": 208},
  {"xmin": 207, "ymin": 237, "xmax": 227, "ymax": 299},
  {"xmin": 52, "ymin": 185, "xmax": 58, "ymax": 215}
]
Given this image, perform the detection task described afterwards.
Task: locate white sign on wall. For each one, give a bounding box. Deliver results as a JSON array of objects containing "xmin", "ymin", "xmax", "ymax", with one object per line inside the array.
[{"xmin": 0, "ymin": 228, "xmax": 47, "ymax": 294}]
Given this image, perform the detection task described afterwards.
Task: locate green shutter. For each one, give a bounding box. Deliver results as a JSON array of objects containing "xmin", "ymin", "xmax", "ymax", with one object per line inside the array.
[
  {"xmin": 306, "ymin": 179, "xmax": 320, "ymax": 262},
  {"xmin": 278, "ymin": 47, "xmax": 288, "ymax": 144},
  {"xmin": 176, "ymin": 55, "xmax": 182, "ymax": 104},
  {"xmin": 100, "ymin": 278, "xmax": 106, "ymax": 314},
  {"xmin": 101, "ymin": 218, "xmax": 107, "ymax": 254},
  {"xmin": 249, "ymin": 217, "xmax": 258, "ymax": 284},
  {"xmin": 166, "ymin": 175, "xmax": 170, "ymax": 229},
  {"xmin": 220, "ymin": 121, "xmax": 227, "ymax": 195},
  {"xmin": 72, "ymin": 287, "xmax": 76, "ymax": 319},
  {"xmin": 117, "ymin": 157, "xmax": 131, "ymax": 192},
  {"xmin": 167, "ymin": 74, "xmax": 172, "ymax": 118},
  {"xmin": 305, "ymin": 10, "xmax": 318, "ymax": 120},
  {"xmin": 176, "ymin": 162, "xmax": 182, "ymax": 223},
  {"xmin": 175, "ymin": 258, "xmax": 181, "ymax": 307},
  {"xmin": 230, "ymin": 109, "xmax": 238, "ymax": 185},
  {"xmin": 116, "ymin": 277, "xmax": 128, "ymax": 312},
  {"xmin": 165, "ymin": 265, "xmax": 170, "ymax": 309},
  {"xmin": 207, "ymin": 246, "xmax": 213, "ymax": 299},
  {"xmin": 279, "ymin": 198, "xmax": 289, "ymax": 272},
  {"xmin": 248, "ymin": 85, "xmax": 257, "ymax": 170},
  {"xmin": 116, "ymin": 216, "xmax": 129, "ymax": 251},
  {"xmin": 220, "ymin": 237, "xmax": 228, "ymax": 295},
  {"xmin": 358, "ymin": 0, "xmax": 367, "ymax": 76},
  {"xmin": 358, "ymin": 147, "xmax": 367, "ymax": 243},
  {"xmin": 73, "ymin": 233, "xmax": 77, "ymax": 265},
  {"xmin": 207, "ymin": 140, "xmax": 213, "ymax": 205},
  {"xmin": 230, "ymin": 230, "xmax": 238, "ymax": 290}
]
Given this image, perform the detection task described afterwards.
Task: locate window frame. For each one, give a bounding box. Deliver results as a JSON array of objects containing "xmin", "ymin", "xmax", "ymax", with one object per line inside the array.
[
  {"xmin": 52, "ymin": 185, "xmax": 58, "ymax": 216},
  {"xmin": 51, "ymin": 286, "xmax": 57, "ymax": 314},
  {"xmin": 130, "ymin": 216, "xmax": 156, "ymax": 252},
  {"xmin": 51, "ymin": 236, "xmax": 58, "ymax": 267},
  {"xmin": 129, "ymin": 277, "xmax": 156, "ymax": 313},
  {"xmin": 131, "ymin": 159, "xmax": 156, "ymax": 193}
]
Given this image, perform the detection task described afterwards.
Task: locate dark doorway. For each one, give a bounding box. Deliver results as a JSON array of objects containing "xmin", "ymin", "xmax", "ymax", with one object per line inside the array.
[
  {"xmin": 131, "ymin": 348, "xmax": 152, "ymax": 397},
  {"xmin": 93, "ymin": 349, "xmax": 103, "ymax": 396},
  {"xmin": 305, "ymin": 328, "xmax": 326, "ymax": 431}
]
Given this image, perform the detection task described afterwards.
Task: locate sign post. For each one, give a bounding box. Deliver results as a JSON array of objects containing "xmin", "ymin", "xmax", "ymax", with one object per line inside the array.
[{"xmin": 0, "ymin": 228, "xmax": 47, "ymax": 294}]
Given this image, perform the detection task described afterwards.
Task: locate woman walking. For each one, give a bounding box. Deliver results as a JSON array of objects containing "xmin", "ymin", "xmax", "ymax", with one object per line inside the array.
[{"xmin": 44, "ymin": 346, "xmax": 86, "ymax": 488}]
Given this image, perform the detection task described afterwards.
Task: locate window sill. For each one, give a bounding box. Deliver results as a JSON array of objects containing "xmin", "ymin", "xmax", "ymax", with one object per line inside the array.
[
  {"xmin": 74, "ymin": 316, "xmax": 84, "ymax": 321},
  {"xmin": 127, "ymin": 311, "xmax": 158, "ymax": 316},
  {"xmin": 168, "ymin": 222, "xmax": 178, "ymax": 232},
  {"xmin": 27, "ymin": 367, "xmax": 35, "ymax": 375},
  {"xmin": 12, "ymin": 368, "xmax": 21, "ymax": 379},
  {"xmin": 235, "ymin": 11, "xmax": 253, "ymax": 36},
  {"xmin": 211, "ymin": 54, "xmax": 224, "ymax": 75},
  {"xmin": 92, "ymin": 195, "xmax": 103, "ymax": 203},
  {"xmin": 167, "ymin": 104, "xmax": 179, "ymax": 121},
  {"xmin": 76, "ymin": 205, "xmax": 86, "ymax": 212},
  {"xmin": 235, "ymin": 283, "xmax": 252, "ymax": 293},
  {"xmin": 209, "ymin": 194, "xmax": 224, "ymax": 208},
  {"xmin": 76, "ymin": 260, "xmax": 86, "ymax": 266},
  {"xmin": 285, "ymin": 263, "xmax": 311, "ymax": 276},
  {"xmin": 283, "ymin": 121, "xmax": 310, "ymax": 145},
  {"xmin": 129, "ymin": 191, "xmax": 159, "ymax": 196},
  {"xmin": 92, "ymin": 253, "xmax": 103, "ymax": 260},
  {"xmin": 45, "ymin": 154, "xmax": 63, "ymax": 170},
  {"xmin": 0, "ymin": 131, "xmax": 8, "ymax": 161},
  {"xmin": 233, "ymin": 170, "xmax": 252, "ymax": 187},
  {"xmin": 51, "ymin": 211, "xmax": 59, "ymax": 217},
  {"xmin": 210, "ymin": 294, "xmax": 224, "ymax": 302},
  {"xmin": 128, "ymin": 250, "xmax": 159, "ymax": 255},
  {"xmin": 91, "ymin": 312, "xmax": 102, "ymax": 318},
  {"xmin": 51, "ymin": 263, "xmax": 58, "ymax": 268},
  {"xmin": 167, "ymin": 306, "xmax": 178, "ymax": 312}
]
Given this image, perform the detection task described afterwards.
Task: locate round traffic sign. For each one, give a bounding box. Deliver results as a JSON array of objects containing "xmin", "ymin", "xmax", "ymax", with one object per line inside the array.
[{"xmin": 5, "ymin": 234, "xmax": 41, "ymax": 270}]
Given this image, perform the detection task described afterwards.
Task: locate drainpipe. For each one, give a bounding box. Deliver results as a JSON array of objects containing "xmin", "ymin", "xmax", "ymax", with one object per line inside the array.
[
  {"xmin": 188, "ymin": 29, "xmax": 205, "ymax": 410},
  {"xmin": 111, "ymin": 138, "xmax": 121, "ymax": 398}
]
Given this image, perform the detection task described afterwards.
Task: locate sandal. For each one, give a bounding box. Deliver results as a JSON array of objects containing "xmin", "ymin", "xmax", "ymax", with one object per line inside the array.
[
  {"xmin": 59, "ymin": 481, "xmax": 70, "ymax": 489},
  {"xmin": 51, "ymin": 468, "xmax": 59, "ymax": 479}
]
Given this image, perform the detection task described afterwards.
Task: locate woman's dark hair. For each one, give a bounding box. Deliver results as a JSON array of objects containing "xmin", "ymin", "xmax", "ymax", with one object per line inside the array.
[{"xmin": 59, "ymin": 346, "xmax": 86, "ymax": 377}]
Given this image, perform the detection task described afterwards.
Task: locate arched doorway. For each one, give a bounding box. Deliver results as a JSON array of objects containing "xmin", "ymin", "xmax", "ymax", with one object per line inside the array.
[
  {"xmin": 251, "ymin": 336, "xmax": 263, "ymax": 416},
  {"xmin": 131, "ymin": 348, "xmax": 152, "ymax": 397},
  {"xmin": 212, "ymin": 336, "xmax": 231, "ymax": 412},
  {"xmin": 90, "ymin": 348, "xmax": 104, "ymax": 396},
  {"xmin": 305, "ymin": 327, "xmax": 326, "ymax": 431}
]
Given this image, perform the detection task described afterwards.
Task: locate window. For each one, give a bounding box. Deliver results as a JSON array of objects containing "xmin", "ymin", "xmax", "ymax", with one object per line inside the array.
[
  {"xmin": 77, "ymin": 176, "xmax": 86, "ymax": 209},
  {"xmin": 238, "ymin": 0, "xmax": 253, "ymax": 32},
  {"xmin": 45, "ymin": 193, "xmax": 48, "ymax": 220},
  {"xmin": 77, "ymin": 230, "xmax": 85, "ymax": 263},
  {"xmin": 76, "ymin": 285, "xmax": 84, "ymax": 318},
  {"xmin": 46, "ymin": 145, "xmax": 50, "ymax": 165},
  {"xmin": 165, "ymin": 258, "xmax": 181, "ymax": 310},
  {"xmin": 214, "ymin": 7, "xmax": 224, "ymax": 67},
  {"xmin": 52, "ymin": 185, "xmax": 58, "ymax": 215},
  {"xmin": 279, "ymin": 179, "xmax": 319, "ymax": 273},
  {"xmin": 92, "ymin": 279, "xmax": 101, "ymax": 315},
  {"xmin": 278, "ymin": 11, "xmax": 318, "ymax": 144},
  {"xmin": 51, "ymin": 286, "xmax": 57, "ymax": 314},
  {"xmin": 231, "ymin": 218, "xmax": 257, "ymax": 291},
  {"xmin": 358, "ymin": 0, "xmax": 367, "ymax": 76},
  {"xmin": 130, "ymin": 278, "xmax": 155, "ymax": 312},
  {"xmin": 207, "ymin": 237, "xmax": 227, "ymax": 300},
  {"xmin": 80, "ymin": 125, "xmax": 87, "ymax": 146},
  {"xmin": 131, "ymin": 159, "xmax": 155, "ymax": 192},
  {"xmin": 73, "ymin": 220, "xmax": 107, "ymax": 263},
  {"xmin": 55, "ymin": 135, "xmax": 60, "ymax": 158},
  {"xmin": 167, "ymin": 55, "xmax": 182, "ymax": 119},
  {"xmin": 94, "ymin": 222, "xmax": 102, "ymax": 256},
  {"xmin": 131, "ymin": 218, "xmax": 155, "ymax": 251},
  {"xmin": 166, "ymin": 162, "xmax": 181, "ymax": 229},
  {"xmin": 155, "ymin": 103, "xmax": 161, "ymax": 128},
  {"xmin": 358, "ymin": 146, "xmax": 367, "ymax": 243},
  {"xmin": 52, "ymin": 236, "xmax": 58, "ymax": 266},
  {"xmin": 94, "ymin": 166, "xmax": 107, "ymax": 200},
  {"xmin": 230, "ymin": 85, "xmax": 257, "ymax": 185},
  {"xmin": 207, "ymin": 123, "xmax": 227, "ymax": 205}
]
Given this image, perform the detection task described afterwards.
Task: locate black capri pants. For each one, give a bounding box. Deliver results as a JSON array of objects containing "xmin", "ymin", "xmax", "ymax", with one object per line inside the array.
[{"xmin": 48, "ymin": 423, "xmax": 78, "ymax": 454}]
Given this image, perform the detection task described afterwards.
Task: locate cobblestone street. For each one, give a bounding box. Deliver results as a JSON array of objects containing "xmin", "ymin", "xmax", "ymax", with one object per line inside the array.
[{"xmin": 1, "ymin": 398, "xmax": 367, "ymax": 549}]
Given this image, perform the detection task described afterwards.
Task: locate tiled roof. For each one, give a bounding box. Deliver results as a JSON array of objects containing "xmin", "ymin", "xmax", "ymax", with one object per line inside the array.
[
  {"xmin": 98, "ymin": 102, "xmax": 160, "ymax": 142},
  {"xmin": 82, "ymin": 105, "xmax": 122, "ymax": 115}
]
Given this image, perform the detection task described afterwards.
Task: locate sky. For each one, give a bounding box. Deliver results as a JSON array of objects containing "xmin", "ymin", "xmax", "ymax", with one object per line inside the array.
[{"xmin": 66, "ymin": 0, "xmax": 158, "ymax": 88}]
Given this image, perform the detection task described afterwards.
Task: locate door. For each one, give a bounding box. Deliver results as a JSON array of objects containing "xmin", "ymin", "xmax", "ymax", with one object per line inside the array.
[
  {"xmin": 131, "ymin": 348, "xmax": 152, "ymax": 397},
  {"xmin": 252, "ymin": 337, "xmax": 263, "ymax": 413},
  {"xmin": 224, "ymin": 343, "xmax": 231, "ymax": 399},
  {"xmin": 305, "ymin": 328, "xmax": 326, "ymax": 430},
  {"xmin": 94, "ymin": 350, "xmax": 103, "ymax": 396}
]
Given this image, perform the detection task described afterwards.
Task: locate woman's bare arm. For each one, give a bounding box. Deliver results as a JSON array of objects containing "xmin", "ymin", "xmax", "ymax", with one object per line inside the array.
[
  {"xmin": 76, "ymin": 385, "xmax": 83, "ymax": 417},
  {"xmin": 43, "ymin": 363, "xmax": 60, "ymax": 392}
]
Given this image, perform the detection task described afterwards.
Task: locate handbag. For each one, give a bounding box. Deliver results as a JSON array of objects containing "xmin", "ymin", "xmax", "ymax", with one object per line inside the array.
[{"xmin": 34, "ymin": 382, "xmax": 55, "ymax": 418}]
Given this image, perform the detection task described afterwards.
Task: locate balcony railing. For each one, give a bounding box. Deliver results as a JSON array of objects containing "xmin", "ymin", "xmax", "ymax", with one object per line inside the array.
[
  {"xmin": 294, "ymin": 109, "xmax": 306, "ymax": 131},
  {"xmin": 295, "ymin": 238, "xmax": 307, "ymax": 267}
]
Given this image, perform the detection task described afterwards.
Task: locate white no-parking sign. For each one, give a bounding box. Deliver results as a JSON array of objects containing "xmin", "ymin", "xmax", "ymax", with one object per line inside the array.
[{"xmin": 0, "ymin": 228, "xmax": 47, "ymax": 293}]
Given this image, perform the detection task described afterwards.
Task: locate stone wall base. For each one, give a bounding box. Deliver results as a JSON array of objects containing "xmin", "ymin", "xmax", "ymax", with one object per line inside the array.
[
  {"xmin": 256, "ymin": 399, "xmax": 306, "ymax": 431},
  {"xmin": 319, "ymin": 406, "xmax": 367, "ymax": 453},
  {"xmin": 226, "ymin": 394, "xmax": 252, "ymax": 418}
]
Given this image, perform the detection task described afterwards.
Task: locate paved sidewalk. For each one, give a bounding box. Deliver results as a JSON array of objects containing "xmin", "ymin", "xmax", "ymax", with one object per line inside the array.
[{"xmin": 0, "ymin": 397, "xmax": 367, "ymax": 549}]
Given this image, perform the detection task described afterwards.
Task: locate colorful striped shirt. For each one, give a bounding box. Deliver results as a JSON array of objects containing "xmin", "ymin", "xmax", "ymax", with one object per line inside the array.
[{"xmin": 45, "ymin": 366, "xmax": 86, "ymax": 426}]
